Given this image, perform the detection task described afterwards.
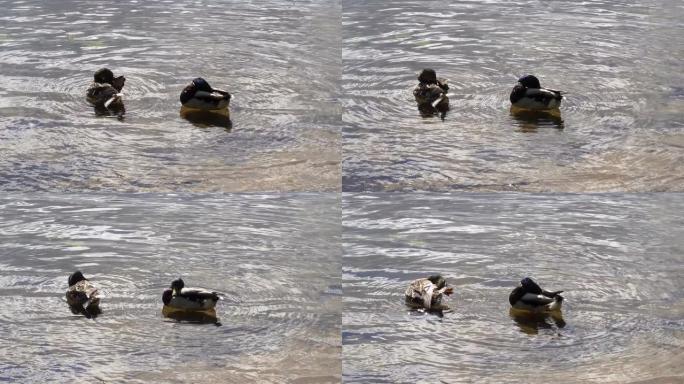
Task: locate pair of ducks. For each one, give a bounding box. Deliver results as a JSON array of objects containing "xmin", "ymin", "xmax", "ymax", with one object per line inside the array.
[
  {"xmin": 86, "ymin": 68, "xmax": 231, "ymax": 111},
  {"xmin": 405, "ymin": 275, "xmax": 563, "ymax": 313},
  {"xmin": 66, "ymin": 271, "xmax": 220, "ymax": 320},
  {"xmin": 413, "ymin": 69, "xmax": 564, "ymax": 112}
]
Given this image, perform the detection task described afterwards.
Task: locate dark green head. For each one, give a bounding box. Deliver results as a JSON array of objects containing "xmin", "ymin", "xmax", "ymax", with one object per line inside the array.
[
  {"xmin": 68, "ymin": 271, "xmax": 87, "ymax": 286},
  {"xmin": 94, "ymin": 68, "xmax": 115, "ymax": 84},
  {"xmin": 427, "ymin": 274, "xmax": 446, "ymax": 289},
  {"xmin": 170, "ymin": 278, "xmax": 185, "ymax": 293},
  {"xmin": 418, "ymin": 68, "xmax": 438, "ymax": 84},
  {"xmin": 518, "ymin": 75, "xmax": 541, "ymax": 89}
]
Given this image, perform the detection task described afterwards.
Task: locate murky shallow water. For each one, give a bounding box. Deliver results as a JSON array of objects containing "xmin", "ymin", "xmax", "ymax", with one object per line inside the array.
[
  {"xmin": 343, "ymin": 193, "xmax": 684, "ymax": 383},
  {"xmin": 0, "ymin": 0, "xmax": 341, "ymax": 192},
  {"xmin": 342, "ymin": 0, "xmax": 684, "ymax": 192},
  {"xmin": 0, "ymin": 193, "xmax": 340, "ymax": 383}
]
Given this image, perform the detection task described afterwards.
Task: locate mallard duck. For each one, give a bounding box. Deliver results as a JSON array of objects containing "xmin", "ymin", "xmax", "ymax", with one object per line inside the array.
[
  {"xmin": 404, "ymin": 274, "xmax": 454, "ymax": 310},
  {"xmin": 413, "ymin": 69, "xmax": 449, "ymax": 108},
  {"xmin": 180, "ymin": 78, "xmax": 231, "ymax": 111},
  {"xmin": 509, "ymin": 75, "xmax": 563, "ymax": 110},
  {"xmin": 162, "ymin": 278, "xmax": 219, "ymax": 311},
  {"xmin": 509, "ymin": 277, "xmax": 564, "ymax": 312},
  {"xmin": 66, "ymin": 271, "xmax": 100, "ymax": 309},
  {"xmin": 86, "ymin": 68, "xmax": 125, "ymax": 108}
]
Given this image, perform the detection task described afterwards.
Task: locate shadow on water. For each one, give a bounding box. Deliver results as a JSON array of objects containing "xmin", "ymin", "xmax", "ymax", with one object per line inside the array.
[
  {"xmin": 68, "ymin": 303, "xmax": 102, "ymax": 319},
  {"xmin": 509, "ymin": 107, "xmax": 564, "ymax": 132},
  {"xmin": 180, "ymin": 107, "xmax": 233, "ymax": 131},
  {"xmin": 509, "ymin": 308, "xmax": 566, "ymax": 335},
  {"xmin": 162, "ymin": 306, "xmax": 222, "ymax": 326}
]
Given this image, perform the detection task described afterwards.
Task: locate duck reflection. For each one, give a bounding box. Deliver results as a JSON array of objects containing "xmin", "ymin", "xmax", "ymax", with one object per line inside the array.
[
  {"xmin": 509, "ymin": 106, "xmax": 564, "ymax": 131},
  {"xmin": 406, "ymin": 305, "xmax": 449, "ymax": 318},
  {"xmin": 162, "ymin": 306, "xmax": 222, "ymax": 326},
  {"xmin": 68, "ymin": 303, "xmax": 102, "ymax": 319},
  {"xmin": 180, "ymin": 106, "xmax": 232, "ymax": 130},
  {"xmin": 509, "ymin": 308, "xmax": 566, "ymax": 335}
]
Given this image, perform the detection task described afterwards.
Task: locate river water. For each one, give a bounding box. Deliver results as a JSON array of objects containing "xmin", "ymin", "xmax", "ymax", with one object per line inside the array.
[
  {"xmin": 0, "ymin": 193, "xmax": 341, "ymax": 383},
  {"xmin": 0, "ymin": 0, "xmax": 341, "ymax": 192},
  {"xmin": 343, "ymin": 193, "xmax": 684, "ymax": 383},
  {"xmin": 342, "ymin": 0, "xmax": 684, "ymax": 192}
]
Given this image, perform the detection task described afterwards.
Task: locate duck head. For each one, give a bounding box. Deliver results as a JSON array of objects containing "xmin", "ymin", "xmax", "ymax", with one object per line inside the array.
[
  {"xmin": 191, "ymin": 77, "xmax": 213, "ymax": 92},
  {"xmin": 68, "ymin": 271, "xmax": 87, "ymax": 287},
  {"xmin": 94, "ymin": 68, "xmax": 115, "ymax": 84},
  {"xmin": 162, "ymin": 289, "xmax": 172, "ymax": 305},
  {"xmin": 170, "ymin": 278, "xmax": 185, "ymax": 294},
  {"xmin": 520, "ymin": 277, "xmax": 543, "ymax": 294},
  {"xmin": 517, "ymin": 75, "xmax": 541, "ymax": 89},
  {"xmin": 418, "ymin": 69, "xmax": 438, "ymax": 85},
  {"xmin": 427, "ymin": 274, "xmax": 446, "ymax": 289}
]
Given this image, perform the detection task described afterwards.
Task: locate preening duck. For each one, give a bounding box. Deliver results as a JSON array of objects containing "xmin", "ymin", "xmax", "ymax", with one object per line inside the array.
[
  {"xmin": 86, "ymin": 68, "xmax": 125, "ymax": 108},
  {"xmin": 162, "ymin": 278, "xmax": 219, "ymax": 311},
  {"xmin": 404, "ymin": 274, "xmax": 454, "ymax": 310},
  {"xmin": 509, "ymin": 277, "xmax": 563, "ymax": 312},
  {"xmin": 413, "ymin": 68, "xmax": 449, "ymax": 109},
  {"xmin": 66, "ymin": 271, "xmax": 101, "ymax": 317},
  {"xmin": 510, "ymin": 75, "xmax": 563, "ymax": 110},
  {"xmin": 180, "ymin": 78, "xmax": 231, "ymax": 111}
]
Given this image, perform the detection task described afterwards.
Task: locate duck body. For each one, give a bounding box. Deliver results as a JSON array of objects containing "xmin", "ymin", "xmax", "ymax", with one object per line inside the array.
[
  {"xmin": 509, "ymin": 277, "xmax": 563, "ymax": 312},
  {"xmin": 413, "ymin": 68, "xmax": 449, "ymax": 108},
  {"xmin": 180, "ymin": 78, "xmax": 231, "ymax": 111},
  {"xmin": 65, "ymin": 271, "xmax": 100, "ymax": 308},
  {"xmin": 404, "ymin": 274, "xmax": 453, "ymax": 310},
  {"xmin": 510, "ymin": 75, "xmax": 562, "ymax": 110},
  {"xmin": 86, "ymin": 68, "xmax": 125, "ymax": 108},
  {"xmin": 162, "ymin": 278, "xmax": 219, "ymax": 311}
]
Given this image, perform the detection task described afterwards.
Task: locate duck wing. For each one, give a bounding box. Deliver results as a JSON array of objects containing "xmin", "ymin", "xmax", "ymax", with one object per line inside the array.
[
  {"xmin": 520, "ymin": 293, "xmax": 555, "ymax": 306},
  {"xmin": 193, "ymin": 90, "xmax": 230, "ymax": 102},
  {"xmin": 66, "ymin": 280, "xmax": 99, "ymax": 306},
  {"xmin": 179, "ymin": 288, "xmax": 219, "ymax": 302},
  {"xmin": 525, "ymin": 88, "xmax": 563, "ymax": 102}
]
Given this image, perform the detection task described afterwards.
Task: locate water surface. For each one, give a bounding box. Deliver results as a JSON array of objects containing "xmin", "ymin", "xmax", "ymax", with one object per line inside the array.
[
  {"xmin": 0, "ymin": 0, "xmax": 341, "ymax": 192},
  {"xmin": 343, "ymin": 193, "xmax": 684, "ymax": 383},
  {"xmin": 342, "ymin": 1, "xmax": 684, "ymax": 192},
  {"xmin": 0, "ymin": 193, "xmax": 341, "ymax": 383}
]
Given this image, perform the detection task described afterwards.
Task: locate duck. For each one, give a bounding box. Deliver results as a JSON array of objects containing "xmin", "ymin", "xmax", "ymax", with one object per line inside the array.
[
  {"xmin": 509, "ymin": 75, "xmax": 563, "ymax": 110},
  {"xmin": 413, "ymin": 68, "xmax": 449, "ymax": 108},
  {"xmin": 404, "ymin": 274, "xmax": 454, "ymax": 310},
  {"xmin": 179, "ymin": 78, "xmax": 231, "ymax": 111},
  {"xmin": 162, "ymin": 278, "xmax": 219, "ymax": 312},
  {"xmin": 509, "ymin": 277, "xmax": 564, "ymax": 312},
  {"xmin": 66, "ymin": 271, "xmax": 101, "ymax": 314},
  {"xmin": 86, "ymin": 68, "xmax": 125, "ymax": 108}
]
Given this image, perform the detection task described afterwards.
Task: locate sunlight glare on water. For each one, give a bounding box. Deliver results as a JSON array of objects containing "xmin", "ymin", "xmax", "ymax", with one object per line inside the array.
[
  {"xmin": 0, "ymin": 0, "xmax": 341, "ymax": 192},
  {"xmin": 342, "ymin": 193, "xmax": 684, "ymax": 383},
  {"xmin": 342, "ymin": 0, "xmax": 684, "ymax": 192}
]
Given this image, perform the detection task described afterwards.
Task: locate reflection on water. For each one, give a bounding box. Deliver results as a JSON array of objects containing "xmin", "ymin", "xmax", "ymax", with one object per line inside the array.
[
  {"xmin": 179, "ymin": 107, "xmax": 232, "ymax": 130},
  {"xmin": 342, "ymin": 1, "xmax": 684, "ymax": 191},
  {"xmin": 510, "ymin": 107, "xmax": 564, "ymax": 131},
  {"xmin": 93, "ymin": 103, "xmax": 126, "ymax": 120},
  {"xmin": 162, "ymin": 306, "xmax": 221, "ymax": 326},
  {"xmin": 510, "ymin": 309, "xmax": 566, "ymax": 336},
  {"xmin": 417, "ymin": 100, "xmax": 449, "ymax": 120},
  {"xmin": 0, "ymin": 193, "xmax": 340, "ymax": 382},
  {"xmin": 68, "ymin": 302, "xmax": 103, "ymax": 319},
  {"xmin": 0, "ymin": 0, "xmax": 341, "ymax": 192},
  {"xmin": 343, "ymin": 193, "xmax": 684, "ymax": 383}
]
